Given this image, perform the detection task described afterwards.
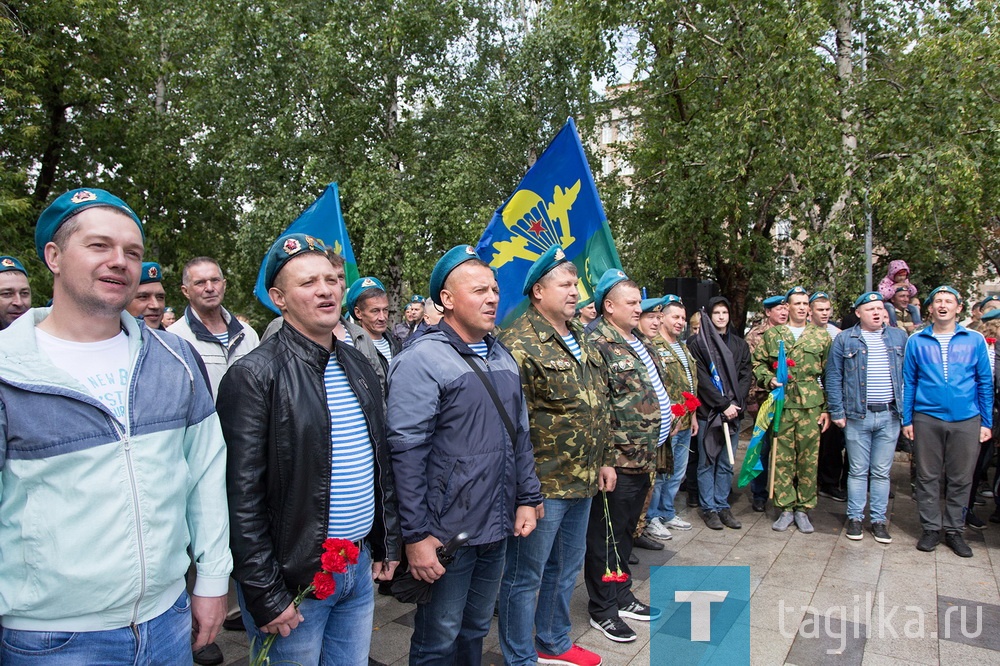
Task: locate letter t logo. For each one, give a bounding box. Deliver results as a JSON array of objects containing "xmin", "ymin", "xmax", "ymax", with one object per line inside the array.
[{"xmin": 675, "ymin": 591, "xmax": 729, "ymax": 641}]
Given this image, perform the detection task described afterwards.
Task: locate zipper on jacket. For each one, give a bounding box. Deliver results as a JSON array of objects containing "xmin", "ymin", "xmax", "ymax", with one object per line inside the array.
[{"xmin": 118, "ymin": 340, "xmax": 146, "ymax": 626}]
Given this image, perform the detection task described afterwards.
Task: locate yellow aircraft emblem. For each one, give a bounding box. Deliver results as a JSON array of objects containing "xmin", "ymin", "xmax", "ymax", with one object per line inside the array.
[{"xmin": 488, "ymin": 180, "xmax": 581, "ymax": 268}]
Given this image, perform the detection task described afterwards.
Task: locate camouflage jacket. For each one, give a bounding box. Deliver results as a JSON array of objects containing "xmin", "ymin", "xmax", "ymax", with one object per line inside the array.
[
  {"xmin": 651, "ymin": 335, "xmax": 698, "ymax": 433},
  {"xmin": 752, "ymin": 323, "xmax": 831, "ymax": 410},
  {"xmin": 499, "ymin": 306, "xmax": 614, "ymax": 498},
  {"xmin": 744, "ymin": 321, "xmax": 772, "ymax": 354},
  {"xmin": 588, "ymin": 318, "xmax": 672, "ymax": 474}
]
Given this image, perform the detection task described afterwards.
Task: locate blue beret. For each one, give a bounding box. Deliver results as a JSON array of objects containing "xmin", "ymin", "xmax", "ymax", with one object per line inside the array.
[
  {"xmin": 429, "ymin": 245, "xmax": 481, "ymax": 306},
  {"xmin": 262, "ymin": 233, "xmax": 328, "ymax": 291},
  {"xmin": 36, "ymin": 188, "xmax": 143, "ymax": 263},
  {"xmin": 0, "ymin": 256, "xmax": 27, "ymax": 276},
  {"xmin": 852, "ymin": 291, "xmax": 884, "ymax": 308},
  {"xmin": 522, "ymin": 244, "xmax": 570, "ymax": 295},
  {"xmin": 809, "ymin": 291, "xmax": 831, "ymax": 303},
  {"xmin": 981, "ymin": 308, "xmax": 1000, "ymax": 322},
  {"xmin": 923, "ymin": 285, "xmax": 962, "ymax": 308},
  {"xmin": 762, "ymin": 295, "xmax": 787, "ymax": 309},
  {"xmin": 575, "ymin": 296, "xmax": 594, "ymax": 311},
  {"xmin": 785, "ymin": 286, "xmax": 808, "ymax": 300},
  {"xmin": 978, "ymin": 295, "xmax": 1000, "ymax": 310},
  {"xmin": 140, "ymin": 262, "xmax": 162, "ymax": 284},
  {"xmin": 641, "ymin": 297, "xmax": 664, "ymax": 313},
  {"xmin": 594, "ymin": 269, "xmax": 630, "ymax": 315},
  {"xmin": 409, "ymin": 294, "xmax": 425, "ymax": 304},
  {"xmin": 661, "ymin": 294, "xmax": 684, "ymax": 309},
  {"xmin": 345, "ymin": 276, "xmax": 386, "ymax": 315}
]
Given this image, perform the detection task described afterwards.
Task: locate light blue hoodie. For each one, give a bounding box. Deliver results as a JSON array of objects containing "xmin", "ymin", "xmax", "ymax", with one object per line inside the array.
[{"xmin": 0, "ymin": 309, "xmax": 232, "ymax": 631}]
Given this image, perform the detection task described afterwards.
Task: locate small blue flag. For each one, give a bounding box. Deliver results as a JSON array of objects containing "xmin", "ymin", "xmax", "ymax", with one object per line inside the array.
[
  {"xmin": 254, "ymin": 183, "xmax": 360, "ymax": 314},
  {"xmin": 475, "ymin": 118, "xmax": 623, "ymax": 327}
]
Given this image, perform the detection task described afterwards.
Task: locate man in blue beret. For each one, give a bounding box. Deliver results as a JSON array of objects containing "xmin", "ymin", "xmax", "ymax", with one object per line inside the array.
[
  {"xmin": 387, "ymin": 245, "xmax": 543, "ymax": 664},
  {"xmin": 0, "ymin": 256, "xmax": 31, "ymax": 330},
  {"xmin": 343, "ymin": 276, "xmax": 402, "ymax": 389},
  {"xmin": 496, "ymin": 245, "xmax": 614, "ymax": 666},
  {"xmin": 216, "ymin": 233, "xmax": 400, "ymax": 664},
  {"xmin": 903, "ymin": 286, "xmax": 993, "ymax": 557},
  {"xmin": 0, "ymin": 188, "xmax": 232, "ymax": 663},
  {"xmin": 744, "ymin": 294, "xmax": 789, "ymax": 512},
  {"xmin": 826, "ymin": 292, "xmax": 907, "ymax": 544},
  {"xmin": 752, "ymin": 286, "xmax": 832, "ymax": 533},
  {"xmin": 394, "ymin": 295, "xmax": 427, "ymax": 342},
  {"xmin": 169, "ymin": 256, "xmax": 259, "ymax": 398},
  {"xmin": 584, "ymin": 269, "xmax": 671, "ymax": 643},
  {"xmin": 126, "ymin": 261, "xmax": 167, "ymax": 330}
]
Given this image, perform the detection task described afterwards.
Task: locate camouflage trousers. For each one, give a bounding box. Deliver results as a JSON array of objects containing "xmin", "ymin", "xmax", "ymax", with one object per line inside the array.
[{"xmin": 772, "ymin": 406, "xmax": 822, "ymax": 511}]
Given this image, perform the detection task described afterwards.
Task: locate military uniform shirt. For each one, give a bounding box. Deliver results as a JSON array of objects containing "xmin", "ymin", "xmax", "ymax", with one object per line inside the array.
[
  {"xmin": 670, "ymin": 341, "xmax": 694, "ymax": 391},
  {"xmin": 628, "ymin": 337, "xmax": 670, "ymax": 446}
]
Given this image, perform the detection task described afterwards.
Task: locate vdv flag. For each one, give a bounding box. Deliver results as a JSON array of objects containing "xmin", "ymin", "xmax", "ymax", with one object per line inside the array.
[
  {"xmin": 475, "ymin": 117, "xmax": 623, "ymax": 327},
  {"xmin": 254, "ymin": 182, "xmax": 360, "ymax": 314}
]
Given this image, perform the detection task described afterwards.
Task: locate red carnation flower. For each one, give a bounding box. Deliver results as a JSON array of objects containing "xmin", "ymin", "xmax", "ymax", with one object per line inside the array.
[
  {"xmin": 988, "ymin": 338, "xmax": 997, "ymax": 345},
  {"xmin": 321, "ymin": 550, "xmax": 347, "ymax": 574},
  {"xmin": 322, "ymin": 538, "xmax": 361, "ymax": 570},
  {"xmin": 682, "ymin": 391, "xmax": 701, "ymax": 412},
  {"xmin": 312, "ymin": 571, "xmax": 337, "ymax": 600},
  {"xmin": 787, "ymin": 359, "xmax": 796, "ymax": 367},
  {"xmin": 671, "ymin": 404, "xmax": 687, "ymax": 418}
]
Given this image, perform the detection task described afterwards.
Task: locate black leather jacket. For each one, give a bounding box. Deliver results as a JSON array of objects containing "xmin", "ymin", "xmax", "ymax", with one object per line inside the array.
[{"xmin": 217, "ymin": 322, "xmax": 401, "ymax": 626}]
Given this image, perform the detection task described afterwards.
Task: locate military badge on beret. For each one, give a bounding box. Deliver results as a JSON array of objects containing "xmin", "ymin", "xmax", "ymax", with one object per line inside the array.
[
  {"xmin": 362, "ymin": 277, "xmax": 377, "ymax": 287},
  {"xmin": 70, "ymin": 190, "xmax": 97, "ymax": 204},
  {"xmin": 147, "ymin": 265, "xmax": 158, "ymax": 280},
  {"xmin": 1, "ymin": 258, "xmax": 13, "ymax": 268},
  {"xmin": 283, "ymin": 238, "xmax": 302, "ymax": 255},
  {"xmin": 465, "ymin": 246, "xmax": 476, "ymax": 255}
]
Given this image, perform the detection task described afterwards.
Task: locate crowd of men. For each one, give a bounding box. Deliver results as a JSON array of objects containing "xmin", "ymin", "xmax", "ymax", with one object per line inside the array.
[{"xmin": 0, "ymin": 187, "xmax": 996, "ymax": 666}]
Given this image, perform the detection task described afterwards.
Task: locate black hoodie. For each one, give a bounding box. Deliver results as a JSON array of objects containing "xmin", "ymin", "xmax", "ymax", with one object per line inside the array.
[{"xmin": 688, "ymin": 296, "xmax": 753, "ymax": 420}]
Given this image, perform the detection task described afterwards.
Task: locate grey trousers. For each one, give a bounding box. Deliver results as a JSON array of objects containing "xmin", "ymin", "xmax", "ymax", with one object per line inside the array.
[{"xmin": 912, "ymin": 413, "xmax": 981, "ymax": 532}]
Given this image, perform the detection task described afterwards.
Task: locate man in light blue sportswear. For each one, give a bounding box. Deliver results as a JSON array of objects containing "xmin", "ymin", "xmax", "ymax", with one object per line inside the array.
[{"xmin": 0, "ymin": 188, "xmax": 232, "ymax": 664}]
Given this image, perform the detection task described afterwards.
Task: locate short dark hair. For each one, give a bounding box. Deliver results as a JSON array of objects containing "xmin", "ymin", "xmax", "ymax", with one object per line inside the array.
[{"xmin": 326, "ymin": 251, "xmax": 345, "ymax": 269}]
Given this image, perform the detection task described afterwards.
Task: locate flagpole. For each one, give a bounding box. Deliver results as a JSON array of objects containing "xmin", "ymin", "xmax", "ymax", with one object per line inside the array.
[
  {"xmin": 768, "ymin": 431, "xmax": 778, "ymax": 499},
  {"xmin": 723, "ymin": 423, "xmax": 735, "ymax": 466}
]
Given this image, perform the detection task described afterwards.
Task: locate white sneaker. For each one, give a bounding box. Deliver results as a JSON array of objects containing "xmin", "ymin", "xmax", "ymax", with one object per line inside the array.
[
  {"xmin": 645, "ymin": 517, "xmax": 673, "ymax": 540},
  {"xmin": 664, "ymin": 516, "xmax": 692, "ymax": 531}
]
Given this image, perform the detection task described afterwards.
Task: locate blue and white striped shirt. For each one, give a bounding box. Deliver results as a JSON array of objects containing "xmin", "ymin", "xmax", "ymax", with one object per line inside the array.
[
  {"xmin": 342, "ymin": 327, "xmax": 354, "ymax": 347},
  {"xmin": 324, "ymin": 356, "xmax": 375, "ymax": 541},
  {"xmin": 670, "ymin": 341, "xmax": 694, "ymax": 392},
  {"xmin": 469, "ymin": 341, "xmax": 489, "ymax": 358},
  {"xmin": 934, "ymin": 332, "xmax": 955, "ymax": 382},
  {"xmin": 373, "ymin": 336, "xmax": 393, "ymax": 363},
  {"xmin": 861, "ymin": 330, "xmax": 894, "ymax": 404},
  {"xmin": 561, "ymin": 333, "xmax": 582, "ymax": 361},
  {"xmin": 628, "ymin": 338, "xmax": 671, "ymax": 447},
  {"xmin": 214, "ymin": 331, "xmax": 229, "ymax": 346}
]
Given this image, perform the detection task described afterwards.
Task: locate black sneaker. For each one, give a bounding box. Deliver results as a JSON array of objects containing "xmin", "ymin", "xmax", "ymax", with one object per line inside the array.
[
  {"xmin": 945, "ymin": 532, "xmax": 973, "ymax": 558},
  {"xmin": 686, "ymin": 492, "xmax": 700, "ymax": 508},
  {"xmin": 633, "ymin": 533, "xmax": 664, "ymax": 550},
  {"xmin": 845, "ymin": 519, "xmax": 863, "ymax": 541},
  {"xmin": 589, "ymin": 616, "xmax": 637, "ymax": 642},
  {"xmin": 193, "ymin": 644, "xmax": 224, "ymax": 666},
  {"xmin": 619, "ymin": 600, "xmax": 662, "ymax": 622},
  {"xmin": 702, "ymin": 510, "xmax": 724, "ymax": 530},
  {"xmin": 966, "ymin": 512, "xmax": 987, "ymax": 531},
  {"xmin": 718, "ymin": 508, "xmax": 742, "ymax": 529},
  {"xmin": 916, "ymin": 529, "xmax": 940, "ymax": 552},
  {"xmin": 818, "ymin": 487, "xmax": 847, "ymax": 502},
  {"xmin": 628, "ymin": 552, "xmax": 639, "ymax": 565},
  {"xmin": 871, "ymin": 522, "xmax": 892, "ymax": 544},
  {"xmin": 751, "ymin": 497, "xmax": 766, "ymax": 512}
]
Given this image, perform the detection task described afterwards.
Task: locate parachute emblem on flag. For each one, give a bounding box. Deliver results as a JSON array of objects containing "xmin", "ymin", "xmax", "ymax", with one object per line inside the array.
[{"xmin": 487, "ymin": 181, "xmax": 581, "ymax": 269}]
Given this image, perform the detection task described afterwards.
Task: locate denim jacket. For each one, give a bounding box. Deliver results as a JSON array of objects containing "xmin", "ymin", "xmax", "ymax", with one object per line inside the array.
[{"xmin": 825, "ymin": 324, "xmax": 908, "ymax": 421}]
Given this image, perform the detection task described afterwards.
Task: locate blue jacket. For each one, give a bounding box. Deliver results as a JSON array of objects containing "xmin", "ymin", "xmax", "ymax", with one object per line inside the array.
[
  {"xmin": 826, "ymin": 324, "xmax": 908, "ymax": 421},
  {"xmin": 386, "ymin": 321, "xmax": 543, "ymax": 547},
  {"xmin": 0, "ymin": 309, "xmax": 231, "ymax": 631},
  {"xmin": 902, "ymin": 324, "xmax": 993, "ymax": 427}
]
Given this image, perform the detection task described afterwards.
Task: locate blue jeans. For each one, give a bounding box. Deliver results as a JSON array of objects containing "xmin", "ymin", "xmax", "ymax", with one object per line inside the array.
[
  {"xmin": 238, "ymin": 546, "xmax": 374, "ymax": 666},
  {"xmin": 0, "ymin": 590, "xmax": 191, "ymax": 665},
  {"xmin": 648, "ymin": 429, "xmax": 692, "ymax": 520},
  {"xmin": 411, "ymin": 540, "xmax": 506, "ymax": 666},
  {"xmin": 844, "ymin": 411, "xmax": 900, "ymax": 523},
  {"xmin": 498, "ymin": 497, "xmax": 591, "ymax": 664},
  {"xmin": 697, "ymin": 419, "xmax": 738, "ymax": 512}
]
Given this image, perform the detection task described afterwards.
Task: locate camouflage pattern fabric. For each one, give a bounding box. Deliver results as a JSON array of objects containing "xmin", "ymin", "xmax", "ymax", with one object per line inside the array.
[
  {"xmin": 771, "ymin": 405, "xmax": 822, "ymax": 510},
  {"xmin": 751, "ymin": 324, "xmax": 831, "ymax": 410},
  {"xmin": 588, "ymin": 318, "xmax": 672, "ymax": 475},
  {"xmin": 745, "ymin": 321, "xmax": 773, "ymax": 412},
  {"xmin": 651, "ymin": 335, "xmax": 699, "ymax": 433},
  {"xmin": 500, "ymin": 305, "xmax": 614, "ymax": 499}
]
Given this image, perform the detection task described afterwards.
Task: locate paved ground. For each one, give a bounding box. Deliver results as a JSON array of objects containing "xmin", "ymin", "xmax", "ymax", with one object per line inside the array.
[{"xmin": 218, "ymin": 454, "xmax": 1000, "ymax": 665}]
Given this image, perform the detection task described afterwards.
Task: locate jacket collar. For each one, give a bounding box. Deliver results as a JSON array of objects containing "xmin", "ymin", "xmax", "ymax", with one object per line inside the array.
[
  {"xmin": 184, "ymin": 305, "xmax": 243, "ymax": 345},
  {"xmin": 433, "ymin": 319, "xmax": 498, "ymax": 356},
  {"xmin": 526, "ymin": 304, "xmax": 588, "ymax": 363},
  {"xmin": 916, "ymin": 323, "xmax": 969, "ymax": 339}
]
